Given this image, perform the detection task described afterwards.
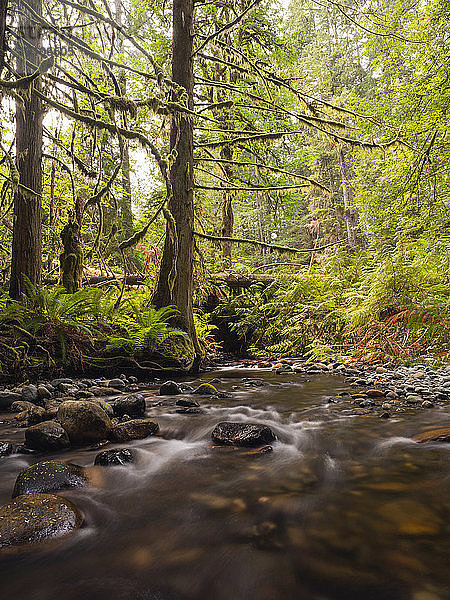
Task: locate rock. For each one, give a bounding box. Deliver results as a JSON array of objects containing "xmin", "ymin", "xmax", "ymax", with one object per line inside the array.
[
  {"xmin": 58, "ymin": 383, "xmax": 79, "ymax": 396},
  {"xmin": 406, "ymin": 394, "xmax": 423, "ymax": 404},
  {"xmin": 377, "ymin": 499, "xmax": 440, "ymax": 535},
  {"xmin": 10, "ymin": 400, "xmax": 36, "ymax": 413},
  {"xmin": 379, "ymin": 412, "xmax": 391, "ymax": 419},
  {"xmin": 211, "ymin": 422, "xmax": 276, "ymax": 447},
  {"xmin": 20, "ymin": 385, "xmax": 39, "ymax": 404},
  {"xmin": 57, "ymin": 401, "xmax": 112, "ymax": 444},
  {"xmin": 109, "ymin": 419, "xmax": 159, "ymax": 442},
  {"xmin": 376, "ymin": 366, "xmax": 387, "ymax": 374},
  {"xmin": 37, "ymin": 386, "xmax": 52, "ymax": 401},
  {"xmin": 15, "ymin": 405, "xmax": 46, "ymax": 425},
  {"xmin": 421, "ymin": 400, "xmax": 434, "ymax": 408},
  {"xmin": 366, "ymin": 388, "xmax": 385, "ymax": 398},
  {"xmin": 0, "ymin": 391, "xmax": 22, "ymax": 411},
  {"xmin": 129, "ymin": 376, "xmax": 138, "ymax": 384},
  {"xmin": 176, "ymin": 398, "xmax": 200, "ymax": 408},
  {"xmin": 159, "ymin": 381, "xmax": 182, "ymax": 396},
  {"xmin": 381, "ymin": 402, "xmax": 392, "ymax": 410},
  {"xmin": 412, "ymin": 428, "xmax": 450, "ymax": 443},
  {"xmin": 359, "ymin": 399, "xmax": 374, "ymax": 408},
  {"xmin": 25, "ymin": 421, "xmax": 70, "ymax": 451},
  {"xmin": 50, "ymin": 378, "xmax": 73, "ymax": 388},
  {"xmin": 385, "ymin": 391, "xmax": 399, "ymax": 400},
  {"xmin": 94, "ymin": 448, "xmax": 136, "ymax": 466},
  {"xmin": 112, "ymin": 394, "xmax": 146, "ymax": 417},
  {"xmin": 75, "ymin": 390, "xmax": 94, "ymax": 399},
  {"xmin": 175, "ymin": 408, "xmax": 203, "ymax": 414},
  {"xmin": 0, "ymin": 493, "xmax": 83, "ymax": 549},
  {"xmin": 108, "ymin": 378, "xmax": 126, "ymax": 390},
  {"xmin": 89, "ymin": 398, "xmax": 114, "ymax": 417},
  {"xmin": 12, "ymin": 460, "xmax": 87, "ymax": 498},
  {"xmin": 192, "ymin": 383, "xmax": 218, "ymax": 396},
  {"xmin": 88, "ymin": 386, "xmax": 120, "ymax": 397},
  {"xmin": 0, "ymin": 442, "xmax": 13, "ymax": 457}
]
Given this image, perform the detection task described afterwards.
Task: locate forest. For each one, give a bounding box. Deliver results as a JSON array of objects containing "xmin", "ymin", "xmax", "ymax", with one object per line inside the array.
[{"xmin": 0, "ymin": 0, "xmax": 449, "ymax": 598}]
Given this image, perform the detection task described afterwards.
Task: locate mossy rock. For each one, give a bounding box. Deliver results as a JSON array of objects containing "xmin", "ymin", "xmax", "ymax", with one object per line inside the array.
[
  {"xmin": 57, "ymin": 400, "xmax": 112, "ymax": 444},
  {"xmin": 109, "ymin": 419, "xmax": 159, "ymax": 442},
  {"xmin": 0, "ymin": 493, "xmax": 83, "ymax": 549},
  {"xmin": 192, "ymin": 383, "xmax": 218, "ymax": 396},
  {"xmin": 12, "ymin": 460, "xmax": 87, "ymax": 498},
  {"xmin": 25, "ymin": 421, "xmax": 70, "ymax": 452}
]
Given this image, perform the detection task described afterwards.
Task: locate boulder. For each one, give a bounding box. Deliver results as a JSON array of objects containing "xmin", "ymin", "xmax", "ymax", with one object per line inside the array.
[
  {"xmin": 15, "ymin": 405, "xmax": 46, "ymax": 426},
  {"xmin": 37, "ymin": 386, "xmax": 52, "ymax": 401},
  {"xmin": 0, "ymin": 493, "xmax": 83, "ymax": 549},
  {"xmin": 94, "ymin": 448, "xmax": 136, "ymax": 466},
  {"xmin": 10, "ymin": 400, "xmax": 36, "ymax": 413},
  {"xmin": 159, "ymin": 381, "xmax": 182, "ymax": 396},
  {"xmin": 89, "ymin": 398, "xmax": 114, "ymax": 417},
  {"xmin": 176, "ymin": 398, "xmax": 200, "ymax": 408},
  {"xmin": 58, "ymin": 383, "xmax": 79, "ymax": 396},
  {"xmin": 109, "ymin": 419, "xmax": 159, "ymax": 442},
  {"xmin": 211, "ymin": 422, "xmax": 276, "ymax": 447},
  {"xmin": 0, "ymin": 391, "xmax": 22, "ymax": 411},
  {"xmin": 365, "ymin": 388, "xmax": 385, "ymax": 398},
  {"xmin": 57, "ymin": 401, "xmax": 112, "ymax": 444},
  {"xmin": 108, "ymin": 378, "xmax": 126, "ymax": 390},
  {"xmin": 12, "ymin": 460, "xmax": 87, "ymax": 498},
  {"xmin": 112, "ymin": 394, "xmax": 146, "ymax": 418},
  {"xmin": 192, "ymin": 383, "xmax": 218, "ymax": 396},
  {"xmin": 25, "ymin": 421, "xmax": 70, "ymax": 451}
]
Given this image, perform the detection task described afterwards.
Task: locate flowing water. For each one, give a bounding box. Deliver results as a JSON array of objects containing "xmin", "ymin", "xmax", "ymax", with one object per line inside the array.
[{"xmin": 0, "ymin": 369, "xmax": 449, "ymax": 600}]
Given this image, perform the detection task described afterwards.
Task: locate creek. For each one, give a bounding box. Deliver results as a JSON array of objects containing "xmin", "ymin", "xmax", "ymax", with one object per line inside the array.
[{"xmin": 0, "ymin": 368, "xmax": 449, "ymax": 600}]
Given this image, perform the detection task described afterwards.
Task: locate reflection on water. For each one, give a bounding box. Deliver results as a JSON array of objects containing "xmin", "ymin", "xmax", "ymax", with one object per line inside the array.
[{"xmin": 0, "ymin": 370, "xmax": 449, "ymax": 600}]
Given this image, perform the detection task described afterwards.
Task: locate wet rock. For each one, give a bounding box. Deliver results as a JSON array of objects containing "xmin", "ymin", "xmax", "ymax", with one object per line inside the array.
[
  {"xmin": 89, "ymin": 398, "xmax": 114, "ymax": 417},
  {"xmin": 25, "ymin": 421, "xmax": 70, "ymax": 451},
  {"xmin": 159, "ymin": 381, "xmax": 182, "ymax": 396},
  {"xmin": 412, "ymin": 428, "xmax": 450, "ymax": 443},
  {"xmin": 21, "ymin": 385, "xmax": 39, "ymax": 404},
  {"xmin": 359, "ymin": 399, "xmax": 374, "ymax": 408},
  {"xmin": 175, "ymin": 407, "xmax": 203, "ymax": 414},
  {"xmin": 57, "ymin": 401, "xmax": 112, "ymax": 444},
  {"xmin": 88, "ymin": 386, "xmax": 121, "ymax": 397},
  {"xmin": 379, "ymin": 412, "xmax": 391, "ymax": 419},
  {"xmin": 109, "ymin": 419, "xmax": 159, "ymax": 442},
  {"xmin": 94, "ymin": 448, "xmax": 135, "ymax": 466},
  {"xmin": 421, "ymin": 400, "xmax": 434, "ymax": 408},
  {"xmin": 108, "ymin": 378, "xmax": 126, "ymax": 390},
  {"xmin": 10, "ymin": 400, "xmax": 36, "ymax": 413},
  {"xmin": 381, "ymin": 402, "xmax": 392, "ymax": 410},
  {"xmin": 37, "ymin": 386, "xmax": 52, "ymax": 401},
  {"xmin": 365, "ymin": 388, "xmax": 385, "ymax": 398},
  {"xmin": 51, "ymin": 378, "xmax": 73, "ymax": 388},
  {"xmin": 192, "ymin": 383, "xmax": 218, "ymax": 396},
  {"xmin": 176, "ymin": 398, "xmax": 200, "ymax": 408},
  {"xmin": 406, "ymin": 394, "xmax": 423, "ymax": 404},
  {"xmin": 112, "ymin": 394, "xmax": 146, "ymax": 417},
  {"xmin": 128, "ymin": 376, "xmax": 138, "ymax": 384},
  {"xmin": 376, "ymin": 366, "xmax": 387, "ymax": 374},
  {"xmin": 0, "ymin": 442, "xmax": 13, "ymax": 457},
  {"xmin": 0, "ymin": 391, "xmax": 22, "ymax": 411},
  {"xmin": 75, "ymin": 390, "xmax": 94, "ymax": 399},
  {"xmin": 0, "ymin": 493, "xmax": 83, "ymax": 549},
  {"xmin": 58, "ymin": 383, "xmax": 79, "ymax": 395},
  {"xmin": 212, "ymin": 422, "xmax": 276, "ymax": 447},
  {"xmin": 385, "ymin": 391, "xmax": 399, "ymax": 400},
  {"xmin": 12, "ymin": 460, "xmax": 87, "ymax": 498},
  {"xmin": 15, "ymin": 405, "xmax": 46, "ymax": 426}
]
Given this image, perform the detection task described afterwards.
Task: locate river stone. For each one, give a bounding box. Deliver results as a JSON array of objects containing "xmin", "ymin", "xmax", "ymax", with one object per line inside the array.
[
  {"xmin": 15, "ymin": 405, "xmax": 46, "ymax": 425},
  {"xmin": 88, "ymin": 386, "xmax": 120, "ymax": 397},
  {"xmin": 108, "ymin": 378, "xmax": 126, "ymax": 390},
  {"xmin": 365, "ymin": 388, "xmax": 385, "ymax": 398},
  {"xmin": 192, "ymin": 383, "xmax": 218, "ymax": 396},
  {"xmin": 0, "ymin": 493, "xmax": 83, "ymax": 549},
  {"xmin": 109, "ymin": 419, "xmax": 159, "ymax": 442},
  {"xmin": 412, "ymin": 428, "xmax": 450, "ymax": 443},
  {"xmin": 176, "ymin": 398, "xmax": 200, "ymax": 408},
  {"xmin": 51, "ymin": 378, "xmax": 74, "ymax": 388},
  {"xmin": 37, "ymin": 386, "xmax": 52, "ymax": 401},
  {"xmin": 88, "ymin": 398, "xmax": 114, "ymax": 418},
  {"xmin": 25, "ymin": 421, "xmax": 70, "ymax": 451},
  {"xmin": 0, "ymin": 442, "xmax": 13, "ymax": 457},
  {"xmin": 58, "ymin": 383, "xmax": 79, "ymax": 395},
  {"xmin": 0, "ymin": 391, "xmax": 22, "ymax": 411},
  {"xmin": 12, "ymin": 460, "xmax": 87, "ymax": 498},
  {"xmin": 212, "ymin": 422, "xmax": 276, "ymax": 447},
  {"xmin": 159, "ymin": 381, "xmax": 182, "ymax": 395},
  {"xmin": 21, "ymin": 385, "xmax": 39, "ymax": 404},
  {"xmin": 10, "ymin": 400, "xmax": 36, "ymax": 413},
  {"xmin": 94, "ymin": 448, "xmax": 135, "ymax": 466},
  {"xmin": 112, "ymin": 394, "xmax": 146, "ymax": 417},
  {"xmin": 57, "ymin": 401, "xmax": 112, "ymax": 444}
]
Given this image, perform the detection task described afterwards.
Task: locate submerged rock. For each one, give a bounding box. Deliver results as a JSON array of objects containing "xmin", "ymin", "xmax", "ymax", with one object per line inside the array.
[
  {"xmin": 159, "ymin": 381, "xmax": 182, "ymax": 396},
  {"xmin": 109, "ymin": 419, "xmax": 159, "ymax": 442},
  {"xmin": 176, "ymin": 398, "xmax": 200, "ymax": 408},
  {"xmin": 0, "ymin": 442, "xmax": 13, "ymax": 457},
  {"xmin": 112, "ymin": 394, "xmax": 146, "ymax": 417},
  {"xmin": 94, "ymin": 448, "xmax": 136, "ymax": 466},
  {"xmin": 25, "ymin": 421, "xmax": 70, "ymax": 451},
  {"xmin": 212, "ymin": 422, "xmax": 276, "ymax": 447},
  {"xmin": 57, "ymin": 400, "xmax": 112, "ymax": 444},
  {"xmin": 412, "ymin": 428, "xmax": 450, "ymax": 443},
  {"xmin": 0, "ymin": 493, "xmax": 83, "ymax": 549},
  {"xmin": 12, "ymin": 460, "xmax": 87, "ymax": 498}
]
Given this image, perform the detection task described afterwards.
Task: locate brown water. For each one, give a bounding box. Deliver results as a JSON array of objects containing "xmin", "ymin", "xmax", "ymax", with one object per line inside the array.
[{"xmin": 0, "ymin": 369, "xmax": 449, "ymax": 600}]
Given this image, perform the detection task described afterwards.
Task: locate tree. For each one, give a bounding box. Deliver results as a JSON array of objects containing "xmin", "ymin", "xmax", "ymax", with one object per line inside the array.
[{"xmin": 9, "ymin": 0, "xmax": 44, "ymax": 298}]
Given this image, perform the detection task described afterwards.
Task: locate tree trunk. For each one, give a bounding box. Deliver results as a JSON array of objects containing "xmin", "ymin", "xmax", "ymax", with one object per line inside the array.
[
  {"xmin": 0, "ymin": 0, "xmax": 7, "ymax": 72},
  {"xmin": 153, "ymin": 0, "xmax": 200, "ymax": 363},
  {"xmin": 60, "ymin": 220, "xmax": 83, "ymax": 293},
  {"xmin": 9, "ymin": 0, "xmax": 43, "ymax": 299},
  {"xmin": 338, "ymin": 146, "xmax": 364, "ymax": 248},
  {"xmin": 221, "ymin": 145, "xmax": 234, "ymax": 268}
]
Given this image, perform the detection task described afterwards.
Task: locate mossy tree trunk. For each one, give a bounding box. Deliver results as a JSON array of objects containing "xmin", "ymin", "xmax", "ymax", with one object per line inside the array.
[
  {"xmin": 9, "ymin": 0, "xmax": 43, "ymax": 299},
  {"xmin": 60, "ymin": 220, "xmax": 83, "ymax": 293},
  {"xmin": 153, "ymin": 0, "xmax": 200, "ymax": 367}
]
